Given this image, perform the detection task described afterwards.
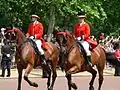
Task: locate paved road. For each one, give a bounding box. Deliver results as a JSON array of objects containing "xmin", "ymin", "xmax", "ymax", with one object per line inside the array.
[
  {"xmin": 0, "ymin": 67, "xmax": 115, "ymax": 78},
  {"xmin": 0, "ymin": 76, "xmax": 120, "ymax": 90}
]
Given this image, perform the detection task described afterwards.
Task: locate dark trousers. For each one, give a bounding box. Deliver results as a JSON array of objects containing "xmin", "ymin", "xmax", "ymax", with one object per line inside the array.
[
  {"xmin": 114, "ymin": 60, "xmax": 120, "ymax": 76},
  {"xmin": 1, "ymin": 60, "xmax": 11, "ymax": 76}
]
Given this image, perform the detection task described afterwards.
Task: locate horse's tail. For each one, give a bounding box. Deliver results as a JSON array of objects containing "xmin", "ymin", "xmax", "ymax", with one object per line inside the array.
[{"xmin": 102, "ymin": 48, "xmax": 118, "ymax": 65}]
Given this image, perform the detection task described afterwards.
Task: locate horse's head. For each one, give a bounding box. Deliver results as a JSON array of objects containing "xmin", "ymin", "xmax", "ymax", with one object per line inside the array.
[
  {"xmin": 6, "ymin": 29, "xmax": 17, "ymax": 42},
  {"xmin": 5, "ymin": 30, "xmax": 16, "ymax": 41},
  {"xmin": 56, "ymin": 31, "xmax": 73, "ymax": 53},
  {"xmin": 7, "ymin": 28, "xmax": 26, "ymax": 44}
]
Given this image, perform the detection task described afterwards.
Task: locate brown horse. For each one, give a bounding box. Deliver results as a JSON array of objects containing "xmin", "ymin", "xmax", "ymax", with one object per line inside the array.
[
  {"xmin": 7, "ymin": 28, "xmax": 59, "ymax": 90},
  {"xmin": 56, "ymin": 32, "xmax": 106, "ymax": 90}
]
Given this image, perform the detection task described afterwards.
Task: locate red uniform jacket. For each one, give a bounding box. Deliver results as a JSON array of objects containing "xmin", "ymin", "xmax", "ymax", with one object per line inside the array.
[
  {"xmin": 26, "ymin": 22, "xmax": 47, "ymax": 49},
  {"xmin": 73, "ymin": 23, "xmax": 97, "ymax": 49},
  {"xmin": 99, "ymin": 35, "xmax": 105, "ymax": 40},
  {"xmin": 73, "ymin": 23, "xmax": 90, "ymax": 40},
  {"xmin": 27, "ymin": 22, "xmax": 43, "ymax": 39},
  {"xmin": 114, "ymin": 51, "xmax": 120, "ymax": 61}
]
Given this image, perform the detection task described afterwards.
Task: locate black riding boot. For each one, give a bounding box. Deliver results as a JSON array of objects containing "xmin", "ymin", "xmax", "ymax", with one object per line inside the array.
[
  {"xmin": 40, "ymin": 55, "xmax": 50, "ymax": 72},
  {"xmin": 40, "ymin": 55, "xmax": 47, "ymax": 65},
  {"xmin": 86, "ymin": 56, "xmax": 92, "ymax": 67}
]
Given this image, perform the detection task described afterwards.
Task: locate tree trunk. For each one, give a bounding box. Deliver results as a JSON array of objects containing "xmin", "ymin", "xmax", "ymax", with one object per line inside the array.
[{"xmin": 47, "ymin": 6, "xmax": 55, "ymax": 42}]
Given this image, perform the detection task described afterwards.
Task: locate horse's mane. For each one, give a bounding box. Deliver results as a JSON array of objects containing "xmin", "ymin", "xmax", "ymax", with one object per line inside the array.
[
  {"xmin": 14, "ymin": 27, "xmax": 26, "ymax": 38},
  {"xmin": 57, "ymin": 31, "xmax": 73, "ymax": 39},
  {"xmin": 65, "ymin": 32, "xmax": 73, "ymax": 39},
  {"xmin": 57, "ymin": 31, "xmax": 74, "ymax": 43}
]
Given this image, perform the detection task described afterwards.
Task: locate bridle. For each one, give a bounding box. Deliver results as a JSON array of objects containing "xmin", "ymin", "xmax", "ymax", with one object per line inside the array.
[
  {"xmin": 57, "ymin": 33, "xmax": 80, "ymax": 55},
  {"xmin": 7, "ymin": 29, "xmax": 29, "ymax": 51}
]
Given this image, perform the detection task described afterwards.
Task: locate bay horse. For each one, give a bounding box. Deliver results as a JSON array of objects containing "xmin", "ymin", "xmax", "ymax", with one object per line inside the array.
[
  {"xmin": 56, "ymin": 32, "xmax": 106, "ymax": 90},
  {"xmin": 7, "ymin": 28, "xmax": 59, "ymax": 90}
]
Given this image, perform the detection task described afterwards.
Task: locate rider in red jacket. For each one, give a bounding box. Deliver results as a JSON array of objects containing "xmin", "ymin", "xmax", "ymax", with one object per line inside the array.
[
  {"xmin": 73, "ymin": 12, "xmax": 97, "ymax": 67},
  {"xmin": 26, "ymin": 15, "xmax": 48, "ymax": 68}
]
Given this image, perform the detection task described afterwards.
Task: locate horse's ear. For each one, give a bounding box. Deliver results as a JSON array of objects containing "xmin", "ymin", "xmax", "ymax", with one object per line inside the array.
[
  {"xmin": 65, "ymin": 32, "xmax": 72, "ymax": 39},
  {"xmin": 13, "ymin": 28, "xmax": 19, "ymax": 34},
  {"xmin": 13, "ymin": 28, "xmax": 17, "ymax": 32}
]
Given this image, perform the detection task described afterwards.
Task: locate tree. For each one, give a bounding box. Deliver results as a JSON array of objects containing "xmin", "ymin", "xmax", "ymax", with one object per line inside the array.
[{"xmin": 0, "ymin": 0, "xmax": 119, "ymax": 37}]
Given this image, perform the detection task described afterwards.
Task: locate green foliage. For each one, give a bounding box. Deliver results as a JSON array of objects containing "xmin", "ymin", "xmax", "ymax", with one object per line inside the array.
[{"xmin": 0, "ymin": 0, "xmax": 119, "ymax": 36}]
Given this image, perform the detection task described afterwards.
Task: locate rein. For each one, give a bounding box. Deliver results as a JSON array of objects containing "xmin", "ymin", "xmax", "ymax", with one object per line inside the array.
[
  {"xmin": 66, "ymin": 35, "xmax": 80, "ymax": 54},
  {"xmin": 66, "ymin": 43, "xmax": 76, "ymax": 54},
  {"xmin": 64, "ymin": 36, "xmax": 83, "ymax": 57}
]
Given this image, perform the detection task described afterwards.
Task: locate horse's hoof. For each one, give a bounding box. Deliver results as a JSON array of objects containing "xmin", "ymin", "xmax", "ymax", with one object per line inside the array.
[
  {"xmin": 71, "ymin": 83, "xmax": 77, "ymax": 89},
  {"xmin": 32, "ymin": 82, "xmax": 38, "ymax": 87},
  {"xmin": 48, "ymin": 86, "xmax": 53, "ymax": 90},
  {"xmin": 98, "ymin": 87, "xmax": 101, "ymax": 90},
  {"xmin": 17, "ymin": 88, "xmax": 21, "ymax": 90},
  {"xmin": 89, "ymin": 86, "xmax": 94, "ymax": 90}
]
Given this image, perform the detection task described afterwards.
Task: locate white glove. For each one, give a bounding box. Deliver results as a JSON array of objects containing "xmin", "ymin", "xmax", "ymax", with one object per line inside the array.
[
  {"xmin": 7, "ymin": 54, "xmax": 10, "ymax": 57},
  {"xmin": 77, "ymin": 37, "xmax": 81, "ymax": 40},
  {"xmin": 30, "ymin": 36, "xmax": 34, "ymax": 39},
  {"xmin": 26, "ymin": 36, "xmax": 29, "ymax": 38}
]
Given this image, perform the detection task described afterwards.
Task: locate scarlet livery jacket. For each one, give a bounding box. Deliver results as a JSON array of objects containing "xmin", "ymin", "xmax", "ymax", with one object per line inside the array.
[
  {"xmin": 26, "ymin": 22, "xmax": 47, "ymax": 49},
  {"xmin": 73, "ymin": 23, "xmax": 97, "ymax": 49}
]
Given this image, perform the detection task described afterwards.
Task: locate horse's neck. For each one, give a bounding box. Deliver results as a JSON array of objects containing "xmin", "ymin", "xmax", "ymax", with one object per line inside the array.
[
  {"xmin": 66, "ymin": 38, "xmax": 76, "ymax": 50},
  {"xmin": 17, "ymin": 31, "xmax": 27, "ymax": 44},
  {"xmin": 17, "ymin": 37, "xmax": 26, "ymax": 44}
]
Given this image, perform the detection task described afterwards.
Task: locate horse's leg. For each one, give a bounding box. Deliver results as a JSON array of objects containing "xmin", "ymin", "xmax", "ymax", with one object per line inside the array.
[
  {"xmin": 98, "ymin": 70, "xmax": 104, "ymax": 90},
  {"xmin": 66, "ymin": 73, "xmax": 72, "ymax": 90},
  {"xmin": 87, "ymin": 67, "xmax": 97, "ymax": 90},
  {"xmin": 17, "ymin": 64, "xmax": 23, "ymax": 90},
  {"xmin": 66, "ymin": 66, "xmax": 79, "ymax": 90},
  {"xmin": 47, "ymin": 62, "xmax": 52, "ymax": 89},
  {"xmin": 47, "ymin": 71, "xmax": 51, "ymax": 90},
  {"xmin": 24, "ymin": 63, "xmax": 38, "ymax": 87},
  {"xmin": 96, "ymin": 65, "xmax": 104, "ymax": 90},
  {"xmin": 48, "ymin": 63, "xmax": 57, "ymax": 90}
]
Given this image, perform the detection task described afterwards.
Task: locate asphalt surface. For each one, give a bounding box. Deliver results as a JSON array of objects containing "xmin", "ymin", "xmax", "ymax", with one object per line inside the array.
[
  {"xmin": 0, "ymin": 68, "xmax": 119, "ymax": 90},
  {"xmin": 0, "ymin": 76, "xmax": 120, "ymax": 90},
  {"xmin": 0, "ymin": 67, "xmax": 115, "ymax": 79}
]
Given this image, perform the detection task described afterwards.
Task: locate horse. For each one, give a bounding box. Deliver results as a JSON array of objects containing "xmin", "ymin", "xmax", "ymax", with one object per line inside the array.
[
  {"xmin": 7, "ymin": 28, "xmax": 59, "ymax": 90},
  {"xmin": 56, "ymin": 31, "xmax": 106, "ymax": 90}
]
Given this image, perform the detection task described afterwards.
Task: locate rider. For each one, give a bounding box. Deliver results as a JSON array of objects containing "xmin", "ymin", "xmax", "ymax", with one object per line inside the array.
[
  {"xmin": 73, "ymin": 11, "xmax": 97, "ymax": 67},
  {"xmin": 26, "ymin": 14, "xmax": 49, "ymax": 68}
]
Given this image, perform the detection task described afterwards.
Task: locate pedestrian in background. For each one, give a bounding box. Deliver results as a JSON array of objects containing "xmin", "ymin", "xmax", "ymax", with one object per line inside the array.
[
  {"xmin": 114, "ymin": 42, "xmax": 120, "ymax": 76},
  {"xmin": 0, "ymin": 39, "xmax": 14, "ymax": 77}
]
